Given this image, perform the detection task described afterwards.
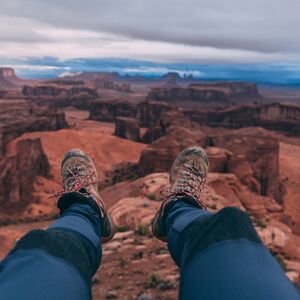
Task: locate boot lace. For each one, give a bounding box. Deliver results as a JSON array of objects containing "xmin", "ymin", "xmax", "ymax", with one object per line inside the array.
[{"xmin": 160, "ymin": 159, "xmax": 207, "ymax": 213}]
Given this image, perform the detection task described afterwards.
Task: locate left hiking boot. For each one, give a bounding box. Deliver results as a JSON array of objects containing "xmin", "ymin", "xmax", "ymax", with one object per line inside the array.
[
  {"xmin": 152, "ymin": 146, "xmax": 209, "ymax": 242},
  {"xmin": 58, "ymin": 149, "xmax": 115, "ymax": 243}
]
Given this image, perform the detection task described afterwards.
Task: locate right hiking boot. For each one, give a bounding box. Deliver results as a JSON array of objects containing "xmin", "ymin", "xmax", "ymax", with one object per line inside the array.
[
  {"xmin": 152, "ymin": 146, "xmax": 209, "ymax": 242},
  {"xmin": 57, "ymin": 149, "xmax": 116, "ymax": 243}
]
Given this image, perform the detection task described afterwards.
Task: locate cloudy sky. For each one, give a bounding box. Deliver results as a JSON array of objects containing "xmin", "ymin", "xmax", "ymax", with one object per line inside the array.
[{"xmin": 0, "ymin": 0, "xmax": 299, "ymax": 63}]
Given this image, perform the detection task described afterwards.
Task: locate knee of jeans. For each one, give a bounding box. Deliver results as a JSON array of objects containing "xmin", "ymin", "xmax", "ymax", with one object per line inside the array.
[{"xmin": 217, "ymin": 206, "xmax": 251, "ymax": 225}]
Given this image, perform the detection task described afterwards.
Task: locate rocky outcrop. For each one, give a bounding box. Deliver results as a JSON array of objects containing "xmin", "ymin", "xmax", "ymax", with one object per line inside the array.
[
  {"xmin": 148, "ymin": 86, "xmax": 227, "ymax": 102},
  {"xmin": 138, "ymin": 135, "xmax": 181, "ymax": 175},
  {"xmin": 0, "ymin": 68, "xmax": 23, "ymax": 88},
  {"xmin": 137, "ymin": 101, "xmax": 171, "ymax": 127},
  {"xmin": 114, "ymin": 117, "xmax": 140, "ymax": 141},
  {"xmin": 0, "ymin": 89, "xmax": 22, "ymax": 99},
  {"xmin": 186, "ymin": 102, "xmax": 300, "ymax": 136},
  {"xmin": 208, "ymin": 127, "xmax": 280, "ymax": 201},
  {"xmin": 0, "ymin": 100, "xmax": 67, "ymax": 157},
  {"xmin": 90, "ymin": 100, "xmax": 172, "ymax": 137},
  {"xmin": 140, "ymin": 107, "xmax": 205, "ymax": 144},
  {"xmin": 162, "ymin": 72, "xmax": 181, "ymax": 88},
  {"xmin": 160, "ymin": 107, "xmax": 196, "ymax": 129},
  {"xmin": 0, "ymin": 90, "xmax": 7, "ymax": 98},
  {"xmin": 22, "ymin": 84, "xmax": 97, "ymax": 98},
  {"xmin": 147, "ymin": 82, "xmax": 259, "ymax": 103},
  {"xmin": 61, "ymin": 72, "xmax": 131, "ymax": 92},
  {"xmin": 22, "ymin": 84, "xmax": 98, "ymax": 109},
  {"xmin": 0, "ymin": 138, "xmax": 50, "ymax": 210},
  {"xmin": 189, "ymin": 82, "xmax": 258, "ymax": 96},
  {"xmin": 95, "ymin": 78, "xmax": 131, "ymax": 92},
  {"xmin": 90, "ymin": 99, "xmax": 137, "ymax": 122},
  {"xmin": 141, "ymin": 127, "xmax": 164, "ymax": 143},
  {"xmin": 138, "ymin": 126, "xmax": 207, "ymax": 175},
  {"xmin": 139, "ymin": 125, "xmax": 280, "ymax": 202},
  {"xmin": 206, "ymin": 147, "xmax": 232, "ymax": 173}
]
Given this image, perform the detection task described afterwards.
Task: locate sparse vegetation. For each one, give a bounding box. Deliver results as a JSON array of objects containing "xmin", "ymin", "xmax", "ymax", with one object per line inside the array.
[
  {"xmin": 253, "ymin": 218, "xmax": 267, "ymax": 229},
  {"xmin": 117, "ymin": 226, "xmax": 130, "ymax": 232},
  {"xmin": 145, "ymin": 274, "xmax": 176, "ymax": 291},
  {"xmin": 132, "ymin": 251, "xmax": 144, "ymax": 260},
  {"xmin": 155, "ymin": 247, "xmax": 168, "ymax": 255},
  {"xmin": 208, "ymin": 204, "xmax": 217, "ymax": 210},
  {"xmin": 210, "ymin": 195, "xmax": 218, "ymax": 201},
  {"xmin": 133, "ymin": 237, "xmax": 144, "ymax": 245},
  {"xmin": 147, "ymin": 193, "xmax": 156, "ymax": 201},
  {"xmin": 112, "ymin": 284, "xmax": 123, "ymax": 290},
  {"xmin": 136, "ymin": 224, "xmax": 150, "ymax": 236}
]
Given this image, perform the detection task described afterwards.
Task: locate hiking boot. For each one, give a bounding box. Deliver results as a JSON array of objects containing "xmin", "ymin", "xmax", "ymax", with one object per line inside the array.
[
  {"xmin": 60, "ymin": 149, "xmax": 115, "ymax": 243},
  {"xmin": 152, "ymin": 146, "xmax": 209, "ymax": 242}
]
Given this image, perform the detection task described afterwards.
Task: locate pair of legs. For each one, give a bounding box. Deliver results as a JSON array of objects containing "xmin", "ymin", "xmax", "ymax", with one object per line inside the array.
[
  {"xmin": 1, "ymin": 196, "xmax": 298, "ymax": 299},
  {"xmin": 0, "ymin": 147, "xmax": 299, "ymax": 299}
]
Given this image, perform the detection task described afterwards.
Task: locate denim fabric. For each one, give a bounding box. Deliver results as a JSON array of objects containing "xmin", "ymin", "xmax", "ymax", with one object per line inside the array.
[
  {"xmin": 0, "ymin": 203, "xmax": 102, "ymax": 300},
  {"xmin": 165, "ymin": 200, "xmax": 300, "ymax": 300}
]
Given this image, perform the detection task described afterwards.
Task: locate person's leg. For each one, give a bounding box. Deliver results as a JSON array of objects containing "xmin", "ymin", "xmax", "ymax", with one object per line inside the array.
[
  {"xmin": 165, "ymin": 199, "xmax": 300, "ymax": 300},
  {"xmin": 152, "ymin": 146, "xmax": 300, "ymax": 300},
  {"xmin": 0, "ymin": 194, "xmax": 101, "ymax": 300},
  {"xmin": 0, "ymin": 149, "xmax": 115, "ymax": 300}
]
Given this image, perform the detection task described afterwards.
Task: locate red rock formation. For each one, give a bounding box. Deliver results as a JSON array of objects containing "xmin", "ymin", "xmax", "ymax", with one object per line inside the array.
[
  {"xmin": 0, "ymin": 89, "xmax": 22, "ymax": 99},
  {"xmin": 147, "ymin": 86, "xmax": 228, "ymax": 102},
  {"xmin": 61, "ymin": 72, "xmax": 131, "ymax": 92},
  {"xmin": 162, "ymin": 72, "xmax": 181, "ymax": 88},
  {"xmin": 0, "ymin": 90, "xmax": 7, "ymax": 98},
  {"xmin": 206, "ymin": 147, "xmax": 232, "ymax": 173},
  {"xmin": 138, "ymin": 135, "xmax": 181, "ymax": 175},
  {"xmin": 0, "ymin": 138, "xmax": 49, "ymax": 210},
  {"xmin": 141, "ymin": 126, "xmax": 163, "ymax": 143},
  {"xmin": 0, "ymin": 100, "xmax": 67, "ymax": 157},
  {"xmin": 160, "ymin": 107, "xmax": 196, "ymax": 129},
  {"xmin": 186, "ymin": 102, "xmax": 300, "ymax": 136},
  {"xmin": 210, "ymin": 127, "xmax": 280, "ymax": 201},
  {"xmin": 0, "ymin": 68, "xmax": 23, "ymax": 88},
  {"xmin": 22, "ymin": 84, "xmax": 98, "ymax": 99},
  {"xmin": 137, "ymin": 100, "xmax": 171, "ymax": 127},
  {"xmin": 95, "ymin": 79, "xmax": 131, "ymax": 92},
  {"xmin": 139, "ymin": 124, "xmax": 280, "ymax": 202},
  {"xmin": 138, "ymin": 125, "xmax": 207, "ymax": 175},
  {"xmin": 90, "ymin": 99, "xmax": 137, "ymax": 122},
  {"xmin": 147, "ymin": 82, "xmax": 258, "ymax": 103},
  {"xmin": 189, "ymin": 81, "xmax": 258, "ymax": 96},
  {"xmin": 114, "ymin": 117, "xmax": 140, "ymax": 141},
  {"xmin": 63, "ymin": 71, "xmax": 119, "ymax": 82}
]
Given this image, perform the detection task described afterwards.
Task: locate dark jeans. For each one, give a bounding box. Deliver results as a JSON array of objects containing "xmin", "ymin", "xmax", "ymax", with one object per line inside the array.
[
  {"xmin": 0, "ymin": 194, "xmax": 299, "ymax": 299},
  {"xmin": 166, "ymin": 200, "xmax": 300, "ymax": 299}
]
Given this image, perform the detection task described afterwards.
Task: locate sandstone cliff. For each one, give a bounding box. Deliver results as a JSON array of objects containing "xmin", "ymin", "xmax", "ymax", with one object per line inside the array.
[
  {"xmin": 0, "ymin": 100, "xmax": 67, "ymax": 157},
  {"xmin": 0, "ymin": 138, "xmax": 49, "ymax": 210},
  {"xmin": 147, "ymin": 81, "xmax": 259, "ymax": 103}
]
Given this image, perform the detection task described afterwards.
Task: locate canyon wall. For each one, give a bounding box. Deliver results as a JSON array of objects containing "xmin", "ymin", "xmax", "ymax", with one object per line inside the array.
[
  {"xmin": 0, "ymin": 138, "xmax": 50, "ymax": 210},
  {"xmin": 147, "ymin": 82, "xmax": 259, "ymax": 102},
  {"xmin": 0, "ymin": 100, "xmax": 67, "ymax": 157}
]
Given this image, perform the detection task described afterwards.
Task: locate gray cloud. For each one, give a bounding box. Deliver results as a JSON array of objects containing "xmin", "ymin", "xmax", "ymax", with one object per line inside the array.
[
  {"xmin": 0, "ymin": 16, "xmax": 53, "ymax": 43},
  {"xmin": 0, "ymin": 0, "xmax": 299, "ymax": 61}
]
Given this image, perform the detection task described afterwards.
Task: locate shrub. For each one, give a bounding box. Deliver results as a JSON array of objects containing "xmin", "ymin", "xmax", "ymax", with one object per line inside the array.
[
  {"xmin": 145, "ymin": 274, "xmax": 176, "ymax": 290},
  {"xmin": 147, "ymin": 194, "xmax": 156, "ymax": 201},
  {"xmin": 136, "ymin": 224, "xmax": 150, "ymax": 236},
  {"xmin": 117, "ymin": 226, "xmax": 130, "ymax": 232}
]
